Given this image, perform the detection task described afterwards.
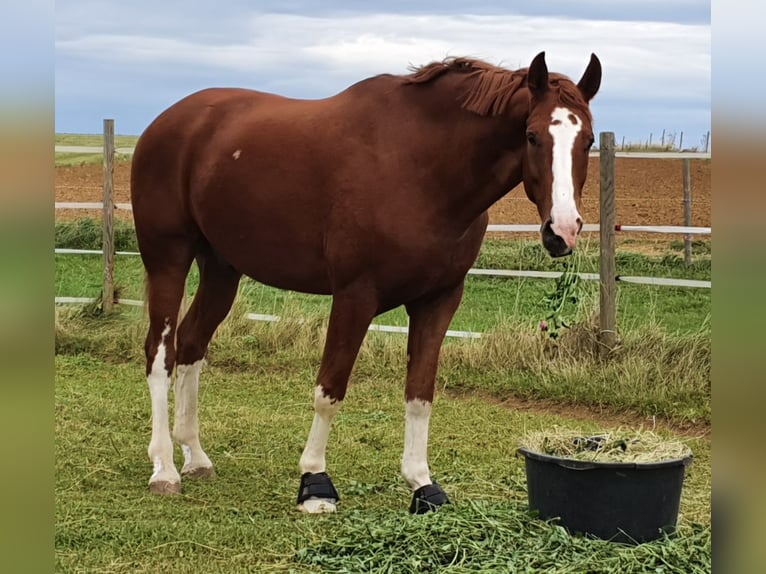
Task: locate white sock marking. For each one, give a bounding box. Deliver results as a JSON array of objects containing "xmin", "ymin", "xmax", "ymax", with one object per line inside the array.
[
  {"xmin": 298, "ymin": 386, "xmax": 341, "ymax": 513},
  {"xmin": 182, "ymin": 444, "xmax": 193, "ymax": 468},
  {"xmin": 151, "ymin": 456, "xmax": 164, "ymax": 480},
  {"xmin": 300, "ymin": 386, "xmax": 341, "ymax": 475},
  {"xmin": 549, "ymin": 107, "xmax": 584, "ymax": 247},
  {"xmin": 147, "ymin": 323, "xmax": 179, "ymax": 484},
  {"xmin": 401, "ymin": 399, "xmax": 432, "ymax": 489},
  {"xmin": 299, "ymin": 499, "xmax": 337, "ymax": 514},
  {"xmin": 173, "ymin": 359, "xmax": 213, "ymax": 472}
]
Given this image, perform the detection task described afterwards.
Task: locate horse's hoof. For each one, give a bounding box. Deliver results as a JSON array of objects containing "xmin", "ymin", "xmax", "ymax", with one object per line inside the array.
[
  {"xmin": 409, "ymin": 482, "xmax": 450, "ymax": 514},
  {"xmin": 298, "ymin": 498, "xmax": 337, "ymax": 514},
  {"xmin": 297, "ymin": 472, "xmax": 339, "ymax": 513},
  {"xmin": 149, "ymin": 480, "xmax": 181, "ymax": 495},
  {"xmin": 182, "ymin": 465, "xmax": 217, "ymax": 479}
]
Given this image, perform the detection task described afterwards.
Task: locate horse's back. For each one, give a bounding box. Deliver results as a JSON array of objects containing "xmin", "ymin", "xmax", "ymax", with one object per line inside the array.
[
  {"xmin": 130, "ymin": 79, "xmax": 487, "ymax": 297},
  {"xmin": 131, "ymin": 87, "xmax": 289, "ymax": 191},
  {"xmin": 130, "ymin": 87, "xmax": 276, "ymax": 212}
]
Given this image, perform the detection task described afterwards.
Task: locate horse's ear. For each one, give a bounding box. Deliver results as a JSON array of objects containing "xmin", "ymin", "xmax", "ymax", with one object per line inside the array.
[
  {"xmin": 577, "ymin": 53, "xmax": 602, "ymax": 102},
  {"xmin": 527, "ymin": 51, "xmax": 549, "ymax": 99}
]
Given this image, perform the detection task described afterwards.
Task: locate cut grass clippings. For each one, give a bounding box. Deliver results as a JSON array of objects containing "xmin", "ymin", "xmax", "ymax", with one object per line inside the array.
[
  {"xmin": 55, "ymin": 349, "xmax": 711, "ymax": 573},
  {"xmin": 518, "ymin": 428, "xmax": 693, "ymax": 464},
  {"xmin": 54, "ymin": 217, "xmax": 711, "ymax": 571},
  {"xmin": 294, "ymin": 502, "xmax": 711, "ymax": 573}
]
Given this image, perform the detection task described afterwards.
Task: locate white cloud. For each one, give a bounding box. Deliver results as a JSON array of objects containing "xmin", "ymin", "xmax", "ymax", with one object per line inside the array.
[
  {"xmin": 57, "ymin": 12, "xmax": 708, "ymax": 95},
  {"xmin": 54, "ymin": 6, "xmax": 710, "ymax": 138}
]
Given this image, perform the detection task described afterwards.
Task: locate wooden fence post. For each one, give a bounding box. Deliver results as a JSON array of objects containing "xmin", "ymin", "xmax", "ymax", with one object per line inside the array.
[
  {"xmin": 102, "ymin": 119, "xmax": 115, "ymax": 313},
  {"xmin": 599, "ymin": 132, "xmax": 617, "ymax": 354},
  {"xmin": 683, "ymin": 159, "xmax": 692, "ymax": 266}
]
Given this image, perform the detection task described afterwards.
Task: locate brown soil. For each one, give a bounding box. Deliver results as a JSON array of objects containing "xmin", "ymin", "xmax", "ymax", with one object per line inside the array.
[{"xmin": 55, "ymin": 158, "xmax": 711, "ymax": 238}]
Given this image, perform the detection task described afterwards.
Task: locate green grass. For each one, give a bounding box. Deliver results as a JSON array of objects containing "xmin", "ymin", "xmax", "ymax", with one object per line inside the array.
[
  {"xmin": 55, "ymin": 340, "xmax": 710, "ymax": 573},
  {"xmin": 54, "ymin": 219, "xmax": 711, "ymax": 421},
  {"xmin": 55, "ymin": 212, "xmax": 711, "ymax": 570},
  {"xmin": 55, "ymin": 133, "xmax": 138, "ymax": 166},
  {"xmin": 54, "ymin": 253, "xmax": 710, "ymax": 334},
  {"xmin": 55, "ymin": 219, "xmax": 711, "ymax": 336},
  {"xmin": 55, "ymin": 296, "xmax": 711, "ymax": 425},
  {"xmin": 55, "ymin": 133, "xmax": 139, "ymax": 147}
]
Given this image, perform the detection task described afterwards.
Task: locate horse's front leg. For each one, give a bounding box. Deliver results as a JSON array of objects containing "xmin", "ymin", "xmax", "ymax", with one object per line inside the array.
[
  {"xmin": 403, "ymin": 282, "xmax": 465, "ymax": 513},
  {"xmin": 297, "ymin": 288, "xmax": 377, "ymax": 513}
]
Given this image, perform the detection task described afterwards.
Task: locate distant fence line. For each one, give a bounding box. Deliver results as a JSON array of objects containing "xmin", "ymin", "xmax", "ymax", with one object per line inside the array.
[
  {"xmin": 617, "ymin": 129, "xmax": 711, "ymax": 154},
  {"xmin": 52, "ymin": 248, "xmax": 712, "ymax": 288},
  {"xmin": 54, "ymin": 145, "xmax": 712, "ymax": 161},
  {"xmin": 51, "ymin": 209, "xmax": 712, "ymax": 236},
  {"xmin": 55, "ymin": 122, "xmax": 712, "ymax": 346}
]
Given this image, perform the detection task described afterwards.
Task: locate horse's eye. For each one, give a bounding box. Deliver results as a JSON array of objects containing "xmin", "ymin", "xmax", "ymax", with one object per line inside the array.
[{"xmin": 527, "ymin": 132, "xmax": 538, "ymax": 146}]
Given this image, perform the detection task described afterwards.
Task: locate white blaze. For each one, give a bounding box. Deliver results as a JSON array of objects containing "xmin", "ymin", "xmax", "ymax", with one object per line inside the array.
[{"xmin": 548, "ymin": 107, "xmax": 584, "ymax": 247}]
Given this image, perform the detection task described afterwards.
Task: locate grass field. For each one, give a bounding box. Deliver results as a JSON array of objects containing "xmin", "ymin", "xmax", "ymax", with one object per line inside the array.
[
  {"xmin": 55, "ymin": 133, "xmax": 138, "ymax": 166},
  {"xmin": 55, "ymin": 216, "xmax": 711, "ymax": 572},
  {"xmin": 55, "ymin": 332, "xmax": 711, "ymax": 573},
  {"xmin": 55, "ymin": 219, "xmax": 711, "ymax": 334},
  {"xmin": 55, "ymin": 219, "xmax": 711, "ymax": 422}
]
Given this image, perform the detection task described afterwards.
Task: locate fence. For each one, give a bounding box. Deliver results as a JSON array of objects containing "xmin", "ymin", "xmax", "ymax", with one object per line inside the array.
[
  {"xmin": 55, "ymin": 121, "xmax": 712, "ymax": 346},
  {"xmin": 614, "ymin": 130, "xmax": 711, "ymax": 154}
]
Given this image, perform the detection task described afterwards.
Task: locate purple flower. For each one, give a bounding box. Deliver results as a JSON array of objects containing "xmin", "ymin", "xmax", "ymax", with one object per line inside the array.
[{"xmin": 539, "ymin": 320, "xmax": 548, "ymax": 332}]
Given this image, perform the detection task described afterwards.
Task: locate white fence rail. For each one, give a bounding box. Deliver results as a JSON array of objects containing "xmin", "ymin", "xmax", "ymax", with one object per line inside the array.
[
  {"xmin": 55, "ymin": 145, "xmax": 712, "ymax": 161},
  {"xmin": 54, "ymin": 204, "xmax": 712, "ymax": 237}
]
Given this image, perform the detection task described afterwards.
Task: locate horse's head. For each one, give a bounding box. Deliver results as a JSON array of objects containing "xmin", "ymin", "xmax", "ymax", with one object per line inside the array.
[{"xmin": 522, "ymin": 52, "xmax": 601, "ymax": 257}]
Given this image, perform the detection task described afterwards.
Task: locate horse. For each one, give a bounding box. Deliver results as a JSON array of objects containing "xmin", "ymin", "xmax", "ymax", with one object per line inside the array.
[{"xmin": 130, "ymin": 51, "xmax": 601, "ymax": 514}]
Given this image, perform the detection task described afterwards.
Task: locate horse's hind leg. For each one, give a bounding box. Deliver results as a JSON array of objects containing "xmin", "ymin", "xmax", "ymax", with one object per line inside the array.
[
  {"xmin": 402, "ymin": 282, "xmax": 465, "ymax": 513},
  {"xmin": 143, "ymin": 249, "xmax": 195, "ymax": 494},
  {"xmin": 174, "ymin": 251, "xmax": 242, "ymax": 479},
  {"xmin": 297, "ymin": 288, "xmax": 377, "ymax": 513}
]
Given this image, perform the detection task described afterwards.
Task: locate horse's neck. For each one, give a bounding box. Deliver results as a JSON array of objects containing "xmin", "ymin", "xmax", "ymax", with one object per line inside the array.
[
  {"xmin": 358, "ymin": 76, "xmax": 529, "ymax": 230},
  {"xmin": 449, "ymin": 141, "xmax": 525, "ymax": 229},
  {"xmin": 424, "ymin": 79, "xmax": 529, "ymax": 227},
  {"xmin": 434, "ymin": 108, "xmax": 528, "ymax": 228}
]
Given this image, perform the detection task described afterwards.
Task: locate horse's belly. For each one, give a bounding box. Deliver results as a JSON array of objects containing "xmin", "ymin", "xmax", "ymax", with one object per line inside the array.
[
  {"xmin": 197, "ymin": 213, "xmax": 333, "ymax": 294},
  {"xmin": 238, "ymin": 256, "xmax": 333, "ymax": 295}
]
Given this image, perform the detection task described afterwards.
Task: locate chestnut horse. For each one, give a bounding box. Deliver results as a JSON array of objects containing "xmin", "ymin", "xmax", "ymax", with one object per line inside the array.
[{"xmin": 130, "ymin": 51, "xmax": 601, "ymax": 513}]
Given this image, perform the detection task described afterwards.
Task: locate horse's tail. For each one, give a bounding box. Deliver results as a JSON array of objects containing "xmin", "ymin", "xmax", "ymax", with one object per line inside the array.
[{"xmin": 142, "ymin": 271, "xmax": 150, "ymax": 316}]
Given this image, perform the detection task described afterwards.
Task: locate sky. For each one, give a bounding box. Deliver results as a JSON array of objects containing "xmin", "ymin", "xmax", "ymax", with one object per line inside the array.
[{"xmin": 54, "ymin": 1, "xmax": 710, "ymax": 145}]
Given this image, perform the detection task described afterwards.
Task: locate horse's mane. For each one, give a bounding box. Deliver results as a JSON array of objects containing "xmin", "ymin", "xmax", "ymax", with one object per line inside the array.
[{"xmin": 402, "ymin": 57, "xmax": 591, "ymax": 121}]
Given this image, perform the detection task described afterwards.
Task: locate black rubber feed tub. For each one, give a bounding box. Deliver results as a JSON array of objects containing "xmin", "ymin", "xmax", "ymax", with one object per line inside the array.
[{"xmin": 518, "ymin": 447, "xmax": 693, "ymax": 544}]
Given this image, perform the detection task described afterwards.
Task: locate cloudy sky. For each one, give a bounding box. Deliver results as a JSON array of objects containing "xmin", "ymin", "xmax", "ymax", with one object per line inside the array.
[{"xmin": 54, "ymin": 1, "xmax": 710, "ymax": 144}]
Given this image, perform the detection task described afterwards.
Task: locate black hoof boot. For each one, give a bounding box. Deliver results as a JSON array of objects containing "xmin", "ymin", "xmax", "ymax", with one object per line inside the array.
[
  {"xmin": 409, "ymin": 481, "xmax": 450, "ymax": 514},
  {"xmin": 297, "ymin": 472, "xmax": 340, "ymax": 507}
]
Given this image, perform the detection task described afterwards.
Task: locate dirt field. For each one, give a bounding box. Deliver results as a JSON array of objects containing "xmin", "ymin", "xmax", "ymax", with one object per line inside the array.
[{"xmin": 55, "ymin": 158, "xmax": 711, "ymax": 245}]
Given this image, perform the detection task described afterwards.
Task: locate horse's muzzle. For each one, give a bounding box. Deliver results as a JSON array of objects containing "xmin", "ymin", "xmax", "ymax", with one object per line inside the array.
[{"xmin": 542, "ymin": 219, "xmax": 573, "ymax": 258}]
